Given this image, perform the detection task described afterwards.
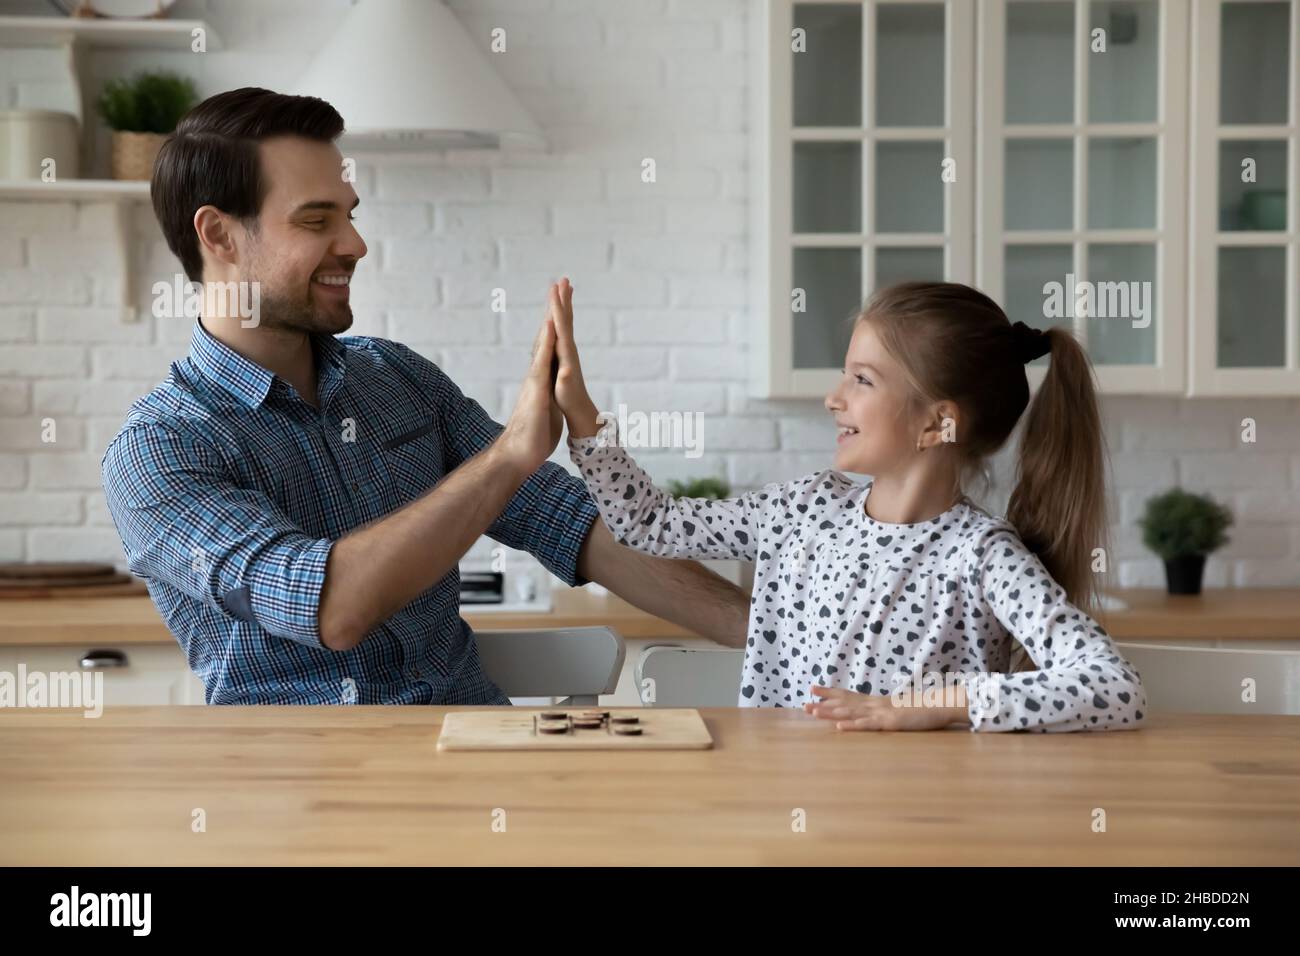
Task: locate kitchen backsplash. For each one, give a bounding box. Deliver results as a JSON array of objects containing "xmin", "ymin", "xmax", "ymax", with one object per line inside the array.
[{"xmin": 1, "ymin": 0, "xmax": 1297, "ymax": 589}]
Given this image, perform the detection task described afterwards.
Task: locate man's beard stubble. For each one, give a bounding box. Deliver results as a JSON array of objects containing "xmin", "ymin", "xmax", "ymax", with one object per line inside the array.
[{"xmin": 250, "ymin": 271, "xmax": 354, "ymax": 336}]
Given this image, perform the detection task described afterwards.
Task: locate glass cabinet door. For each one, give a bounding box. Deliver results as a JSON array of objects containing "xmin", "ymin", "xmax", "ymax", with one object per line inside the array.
[
  {"xmin": 763, "ymin": 0, "xmax": 974, "ymax": 396},
  {"xmin": 979, "ymin": 0, "xmax": 1188, "ymax": 393},
  {"xmin": 1190, "ymin": 0, "xmax": 1298, "ymax": 394}
]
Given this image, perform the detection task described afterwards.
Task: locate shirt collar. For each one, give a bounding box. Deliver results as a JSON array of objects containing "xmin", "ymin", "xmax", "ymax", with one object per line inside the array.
[
  {"xmin": 315, "ymin": 333, "xmax": 348, "ymax": 409},
  {"xmin": 189, "ymin": 321, "xmax": 349, "ymax": 410}
]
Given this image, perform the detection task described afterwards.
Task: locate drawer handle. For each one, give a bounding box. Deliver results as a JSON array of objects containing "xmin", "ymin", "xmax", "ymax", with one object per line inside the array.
[{"xmin": 80, "ymin": 649, "xmax": 129, "ymax": 670}]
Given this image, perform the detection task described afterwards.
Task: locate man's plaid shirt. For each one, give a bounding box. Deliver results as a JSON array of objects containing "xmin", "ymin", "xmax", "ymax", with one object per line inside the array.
[{"xmin": 102, "ymin": 322, "xmax": 598, "ymax": 705}]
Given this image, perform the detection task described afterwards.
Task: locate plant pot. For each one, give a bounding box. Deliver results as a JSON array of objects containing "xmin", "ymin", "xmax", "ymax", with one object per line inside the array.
[
  {"xmin": 1163, "ymin": 554, "xmax": 1206, "ymax": 595},
  {"xmin": 110, "ymin": 130, "xmax": 165, "ymax": 181}
]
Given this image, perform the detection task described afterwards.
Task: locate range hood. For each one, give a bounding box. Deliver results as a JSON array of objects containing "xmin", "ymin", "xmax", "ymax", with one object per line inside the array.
[{"xmin": 292, "ymin": 0, "xmax": 544, "ymax": 150}]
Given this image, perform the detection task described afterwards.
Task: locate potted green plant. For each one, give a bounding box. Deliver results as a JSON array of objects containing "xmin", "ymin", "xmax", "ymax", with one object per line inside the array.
[
  {"xmin": 96, "ymin": 71, "xmax": 197, "ymax": 180},
  {"xmin": 667, "ymin": 477, "xmax": 753, "ymax": 590},
  {"xmin": 1138, "ymin": 488, "xmax": 1233, "ymax": 595}
]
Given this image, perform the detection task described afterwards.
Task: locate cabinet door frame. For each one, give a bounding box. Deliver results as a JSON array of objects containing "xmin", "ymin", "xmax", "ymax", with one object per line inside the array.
[
  {"xmin": 976, "ymin": 0, "xmax": 1189, "ymax": 394},
  {"xmin": 750, "ymin": 0, "xmax": 976, "ymax": 398},
  {"xmin": 1188, "ymin": 0, "xmax": 1300, "ymax": 396}
]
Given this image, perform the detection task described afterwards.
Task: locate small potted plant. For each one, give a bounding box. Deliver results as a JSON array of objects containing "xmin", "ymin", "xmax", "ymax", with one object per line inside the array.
[
  {"xmin": 667, "ymin": 477, "xmax": 753, "ymax": 590},
  {"xmin": 1139, "ymin": 488, "xmax": 1233, "ymax": 595},
  {"xmin": 96, "ymin": 71, "xmax": 197, "ymax": 180}
]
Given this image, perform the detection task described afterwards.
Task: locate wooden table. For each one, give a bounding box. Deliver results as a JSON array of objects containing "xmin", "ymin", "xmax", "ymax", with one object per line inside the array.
[
  {"xmin": 4, "ymin": 587, "xmax": 1300, "ymax": 647},
  {"xmin": 1, "ymin": 706, "xmax": 1296, "ymax": 865}
]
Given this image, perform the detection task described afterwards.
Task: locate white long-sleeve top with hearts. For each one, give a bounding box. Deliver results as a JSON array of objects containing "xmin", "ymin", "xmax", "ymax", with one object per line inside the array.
[{"xmin": 568, "ymin": 422, "xmax": 1146, "ymax": 732}]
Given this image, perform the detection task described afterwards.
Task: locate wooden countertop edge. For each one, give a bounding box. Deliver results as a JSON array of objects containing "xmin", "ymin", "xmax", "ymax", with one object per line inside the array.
[{"xmin": 2, "ymin": 588, "xmax": 1300, "ymax": 646}]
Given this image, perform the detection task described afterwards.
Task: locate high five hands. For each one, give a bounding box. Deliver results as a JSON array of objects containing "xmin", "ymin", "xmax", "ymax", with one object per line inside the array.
[
  {"xmin": 548, "ymin": 278, "xmax": 602, "ymax": 439},
  {"xmin": 499, "ymin": 278, "xmax": 601, "ymax": 476}
]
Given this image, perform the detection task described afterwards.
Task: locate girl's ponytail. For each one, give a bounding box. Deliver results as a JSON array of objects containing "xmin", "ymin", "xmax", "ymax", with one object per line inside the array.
[{"xmin": 1005, "ymin": 328, "xmax": 1109, "ymax": 613}]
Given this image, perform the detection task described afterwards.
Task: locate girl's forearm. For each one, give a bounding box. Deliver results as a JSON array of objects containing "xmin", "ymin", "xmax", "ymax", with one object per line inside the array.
[
  {"xmin": 566, "ymin": 398, "xmax": 602, "ymax": 440},
  {"xmin": 924, "ymin": 686, "xmax": 971, "ymax": 727}
]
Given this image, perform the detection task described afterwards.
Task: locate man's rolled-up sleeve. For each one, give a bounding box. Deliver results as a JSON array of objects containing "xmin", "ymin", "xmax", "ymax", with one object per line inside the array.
[
  {"xmin": 486, "ymin": 462, "xmax": 600, "ymax": 587},
  {"xmin": 102, "ymin": 423, "xmax": 333, "ymax": 646}
]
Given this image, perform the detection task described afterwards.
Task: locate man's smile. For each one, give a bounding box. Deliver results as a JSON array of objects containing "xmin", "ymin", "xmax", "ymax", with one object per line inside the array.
[{"xmin": 312, "ymin": 272, "xmax": 351, "ymax": 296}]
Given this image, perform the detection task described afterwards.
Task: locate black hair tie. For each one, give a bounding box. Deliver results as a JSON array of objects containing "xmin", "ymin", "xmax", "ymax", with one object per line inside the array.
[{"xmin": 1010, "ymin": 321, "xmax": 1052, "ymax": 364}]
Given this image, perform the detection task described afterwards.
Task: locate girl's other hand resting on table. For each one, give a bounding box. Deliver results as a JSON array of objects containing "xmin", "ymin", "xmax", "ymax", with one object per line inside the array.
[{"xmin": 803, "ymin": 684, "xmax": 970, "ymax": 732}]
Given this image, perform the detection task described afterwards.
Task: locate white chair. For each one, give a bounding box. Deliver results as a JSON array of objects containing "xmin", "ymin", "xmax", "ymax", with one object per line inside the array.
[
  {"xmin": 635, "ymin": 644, "xmax": 744, "ymax": 707},
  {"xmin": 1116, "ymin": 642, "xmax": 1300, "ymax": 715},
  {"xmin": 474, "ymin": 627, "xmax": 625, "ymax": 706}
]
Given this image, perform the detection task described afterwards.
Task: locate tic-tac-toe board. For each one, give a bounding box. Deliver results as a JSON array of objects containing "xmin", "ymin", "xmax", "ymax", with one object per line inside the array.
[{"xmin": 436, "ymin": 708, "xmax": 713, "ymax": 751}]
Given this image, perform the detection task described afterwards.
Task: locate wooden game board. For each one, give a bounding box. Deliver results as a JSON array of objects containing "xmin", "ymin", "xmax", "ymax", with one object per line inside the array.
[{"xmin": 436, "ymin": 708, "xmax": 713, "ymax": 751}]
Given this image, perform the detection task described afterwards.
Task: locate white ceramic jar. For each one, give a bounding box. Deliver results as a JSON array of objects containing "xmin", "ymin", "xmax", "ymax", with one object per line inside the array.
[{"xmin": 0, "ymin": 110, "xmax": 80, "ymax": 180}]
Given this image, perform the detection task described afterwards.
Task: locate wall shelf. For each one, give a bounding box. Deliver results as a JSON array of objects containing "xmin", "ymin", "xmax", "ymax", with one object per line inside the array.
[
  {"xmin": 0, "ymin": 15, "xmax": 221, "ymax": 52},
  {"xmin": 0, "ymin": 14, "xmax": 220, "ymax": 129},
  {"xmin": 0, "ymin": 179, "xmax": 150, "ymax": 201},
  {"xmin": 0, "ymin": 179, "xmax": 153, "ymax": 323},
  {"xmin": 0, "ymin": 15, "xmax": 216, "ymax": 325}
]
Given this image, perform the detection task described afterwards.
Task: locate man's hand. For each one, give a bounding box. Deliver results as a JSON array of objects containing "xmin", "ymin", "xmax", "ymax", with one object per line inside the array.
[
  {"xmin": 499, "ymin": 289, "xmax": 565, "ymax": 474},
  {"xmin": 548, "ymin": 277, "xmax": 602, "ymax": 440}
]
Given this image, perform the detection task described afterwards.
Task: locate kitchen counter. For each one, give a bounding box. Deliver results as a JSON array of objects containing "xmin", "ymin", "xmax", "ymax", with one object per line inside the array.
[
  {"xmin": 0, "ymin": 706, "xmax": 1295, "ymax": 865},
  {"xmin": 0, "ymin": 587, "xmax": 698, "ymax": 646},
  {"xmin": 3, "ymin": 587, "xmax": 1300, "ymax": 646}
]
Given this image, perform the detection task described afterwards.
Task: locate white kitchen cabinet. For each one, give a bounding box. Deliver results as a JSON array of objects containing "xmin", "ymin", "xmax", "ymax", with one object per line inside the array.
[
  {"xmin": 752, "ymin": 0, "xmax": 1292, "ymax": 398},
  {"xmin": 750, "ymin": 0, "xmax": 976, "ymax": 397},
  {"xmin": 1188, "ymin": 0, "xmax": 1299, "ymax": 395},
  {"xmin": 978, "ymin": 0, "xmax": 1189, "ymax": 394},
  {"xmin": 0, "ymin": 644, "xmax": 205, "ymax": 708}
]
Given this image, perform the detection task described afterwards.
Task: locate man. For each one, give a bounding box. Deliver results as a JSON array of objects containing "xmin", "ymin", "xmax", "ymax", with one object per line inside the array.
[{"xmin": 102, "ymin": 87, "xmax": 748, "ymax": 705}]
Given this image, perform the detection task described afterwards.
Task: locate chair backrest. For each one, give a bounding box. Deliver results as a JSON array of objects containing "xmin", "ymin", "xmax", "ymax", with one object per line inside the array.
[
  {"xmin": 635, "ymin": 645, "xmax": 744, "ymax": 707},
  {"xmin": 474, "ymin": 627, "xmax": 625, "ymax": 705},
  {"xmin": 1116, "ymin": 642, "xmax": 1300, "ymax": 715}
]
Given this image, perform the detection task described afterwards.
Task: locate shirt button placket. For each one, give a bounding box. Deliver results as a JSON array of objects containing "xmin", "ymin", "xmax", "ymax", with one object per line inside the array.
[{"xmin": 324, "ymin": 412, "xmax": 369, "ymax": 523}]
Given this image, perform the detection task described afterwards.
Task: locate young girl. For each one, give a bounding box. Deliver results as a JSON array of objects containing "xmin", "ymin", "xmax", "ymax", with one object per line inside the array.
[{"xmin": 546, "ymin": 278, "xmax": 1145, "ymax": 733}]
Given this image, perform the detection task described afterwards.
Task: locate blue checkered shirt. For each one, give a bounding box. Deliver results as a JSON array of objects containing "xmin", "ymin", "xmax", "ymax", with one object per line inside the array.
[{"xmin": 102, "ymin": 322, "xmax": 599, "ymax": 705}]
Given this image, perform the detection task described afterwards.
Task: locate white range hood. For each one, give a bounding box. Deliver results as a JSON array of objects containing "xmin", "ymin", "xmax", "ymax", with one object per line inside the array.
[{"xmin": 292, "ymin": 0, "xmax": 544, "ymax": 150}]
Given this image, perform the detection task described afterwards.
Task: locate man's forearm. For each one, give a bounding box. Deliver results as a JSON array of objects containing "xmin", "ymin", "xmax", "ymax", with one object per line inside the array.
[
  {"xmin": 577, "ymin": 520, "xmax": 751, "ymax": 648},
  {"xmin": 318, "ymin": 439, "xmax": 529, "ymax": 650}
]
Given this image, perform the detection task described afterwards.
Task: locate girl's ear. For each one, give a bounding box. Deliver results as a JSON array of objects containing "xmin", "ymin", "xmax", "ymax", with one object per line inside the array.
[{"xmin": 918, "ymin": 400, "xmax": 960, "ymax": 451}]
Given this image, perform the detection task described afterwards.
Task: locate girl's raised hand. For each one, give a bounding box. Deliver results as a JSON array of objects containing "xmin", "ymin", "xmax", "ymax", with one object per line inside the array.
[
  {"xmin": 549, "ymin": 277, "xmax": 602, "ymax": 439},
  {"xmin": 803, "ymin": 684, "xmax": 969, "ymax": 731},
  {"xmin": 499, "ymin": 298, "xmax": 564, "ymax": 475}
]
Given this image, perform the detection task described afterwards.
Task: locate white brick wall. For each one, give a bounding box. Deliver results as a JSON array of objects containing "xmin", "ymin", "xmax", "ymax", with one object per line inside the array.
[{"xmin": 1, "ymin": 0, "xmax": 1299, "ymax": 589}]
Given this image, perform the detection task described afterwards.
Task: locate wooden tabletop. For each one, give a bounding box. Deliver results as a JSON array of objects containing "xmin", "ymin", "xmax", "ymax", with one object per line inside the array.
[
  {"xmin": 0, "ymin": 706, "xmax": 1295, "ymax": 865},
  {"xmin": 2, "ymin": 586, "xmax": 1300, "ymax": 647}
]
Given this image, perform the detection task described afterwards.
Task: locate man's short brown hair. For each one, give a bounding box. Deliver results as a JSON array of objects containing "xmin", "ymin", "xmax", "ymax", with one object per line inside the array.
[{"xmin": 151, "ymin": 87, "xmax": 345, "ymax": 282}]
